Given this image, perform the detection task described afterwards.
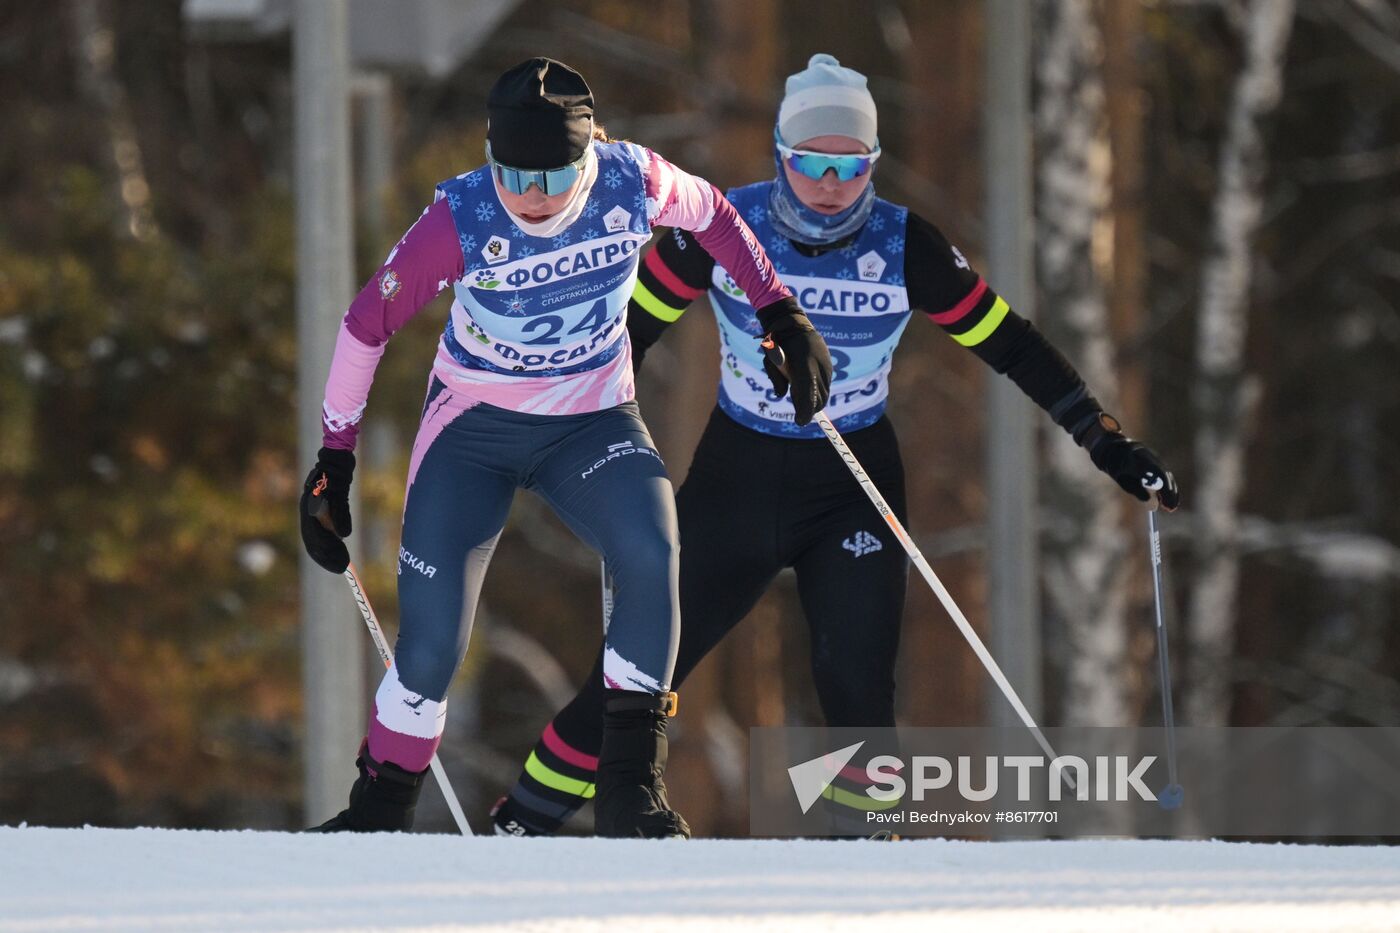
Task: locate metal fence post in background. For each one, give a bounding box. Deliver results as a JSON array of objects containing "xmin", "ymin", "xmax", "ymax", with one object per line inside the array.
[
  {"xmin": 294, "ymin": 0, "xmax": 364, "ymax": 824},
  {"xmin": 983, "ymin": 0, "xmax": 1042, "ymax": 728}
]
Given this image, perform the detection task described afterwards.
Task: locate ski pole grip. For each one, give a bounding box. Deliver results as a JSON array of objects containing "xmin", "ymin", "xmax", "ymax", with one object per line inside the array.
[
  {"xmin": 308, "ymin": 482, "xmax": 338, "ymax": 534},
  {"xmin": 1144, "ymin": 476, "xmax": 1170, "ymax": 513},
  {"xmin": 760, "ymin": 335, "xmax": 789, "ymax": 378}
]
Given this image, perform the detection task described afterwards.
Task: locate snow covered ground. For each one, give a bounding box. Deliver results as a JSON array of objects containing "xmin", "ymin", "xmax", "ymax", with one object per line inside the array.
[{"xmin": 2, "ymin": 828, "xmax": 1399, "ymax": 932}]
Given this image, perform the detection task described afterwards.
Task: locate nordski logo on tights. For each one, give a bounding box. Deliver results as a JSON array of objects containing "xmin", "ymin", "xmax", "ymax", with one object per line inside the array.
[
  {"xmin": 843, "ymin": 531, "xmax": 883, "ymax": 558},
  {"xmin": 579, "ymin": 441, "xmax": 662, "ymax": 479}
]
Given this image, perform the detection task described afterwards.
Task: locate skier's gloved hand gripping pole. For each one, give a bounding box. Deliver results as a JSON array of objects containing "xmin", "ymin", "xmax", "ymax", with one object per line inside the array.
[
  {"xmin": 1091, "ymin": 420, "xmax": 1185, "ymax": 810},
  {"xmin": 760, "ymin": 340, "xmax": 1071, "ymax": 781},
  {"xmin": 303, "ymin": 462, "xmax": 474, "ymax": 836},
  {"xmin": 756, "ymin": 297, "xmax": 832, "ymax": 426}
]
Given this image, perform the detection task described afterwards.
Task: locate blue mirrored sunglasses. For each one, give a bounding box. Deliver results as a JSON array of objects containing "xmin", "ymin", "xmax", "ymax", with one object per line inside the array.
[
  {"xmin": 775, "ymin": 135, "xmax": 881, "ymax": 182},
  {"xmin": 485, "ymin": 141, "xmax": 589, "ymax": 196}
]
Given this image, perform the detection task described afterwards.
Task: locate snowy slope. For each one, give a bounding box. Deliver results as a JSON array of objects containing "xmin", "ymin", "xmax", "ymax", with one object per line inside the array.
[{"xmin": 2, "ymin": 828, "xmax": 1399, "ymax": 932}]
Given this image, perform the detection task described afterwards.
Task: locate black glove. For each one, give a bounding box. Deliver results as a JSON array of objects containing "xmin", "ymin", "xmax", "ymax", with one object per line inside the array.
[
  {"xmin": 299, "ymin": 446, "xmax": 355, "ymax": 573},
  {"xmin": 1079, "ymin": 413, "xmax": 1180, "ymax": 510},
  {"xmin": 756, "ymin": 298, "xmax": 832, "ymax": 427}
]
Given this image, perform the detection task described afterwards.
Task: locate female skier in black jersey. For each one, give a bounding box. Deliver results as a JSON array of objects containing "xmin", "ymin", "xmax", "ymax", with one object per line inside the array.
[{"xmin": 491, "ymin": 54, "xmax": 1178, "ymax": 837}]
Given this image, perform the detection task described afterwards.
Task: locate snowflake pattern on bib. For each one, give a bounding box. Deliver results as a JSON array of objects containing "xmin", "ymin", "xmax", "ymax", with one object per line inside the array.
[
  {"xmin": 707, "ymin": 181, "xmax": 912, "ymax": 439},
  {"xmin": 434, "ymin": 143, "xmax": 656, "ymax": 381}
]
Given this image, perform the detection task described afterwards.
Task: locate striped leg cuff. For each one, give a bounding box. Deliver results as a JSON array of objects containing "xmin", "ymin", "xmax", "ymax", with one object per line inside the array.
[
  {"xmin": 821, "ymin": 755, "xmax": 903, "ymax": 836},
  {"xmin": 365, "ymin": 662, "xmax": 446, "ymax": 773},
  {"xmin": 492, "ymin": 722, "xmax": 598, "ymax": 836}
]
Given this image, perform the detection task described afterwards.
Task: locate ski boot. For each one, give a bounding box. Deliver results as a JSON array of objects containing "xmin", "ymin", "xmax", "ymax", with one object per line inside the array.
[
  {"xmin": 305, "ymin": 746, "xmax": 427, "ymax": 833},
  {"xmin": 490, "ymin": 795, "xmax": 545, "ymax": 838},
  {"xmin": 593, "ymin": 690, "xmax": 690, "ymax": 839}
]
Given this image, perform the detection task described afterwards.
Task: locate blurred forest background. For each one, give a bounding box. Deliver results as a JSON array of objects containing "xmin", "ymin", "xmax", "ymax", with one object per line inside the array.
[{"xmin": 1, "ymin": 0, "xmax": 1398, "ymax": 837}]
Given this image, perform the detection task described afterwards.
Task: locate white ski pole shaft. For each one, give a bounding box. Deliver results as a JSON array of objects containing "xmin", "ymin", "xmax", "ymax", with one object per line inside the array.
[
  {"xmin": 600, "ymin": 559, "xmax": 614, "ymax": 634},
  {"xmin": 1146, "ymin": 509, "xmax": 1182, "ymax": 790},
  {"xmin": 343, "ymin": 563, "xmax": 473, "ymax": 836},
  {"xmin": 811, "ymin": 410, "xmax": 1067, "ymax": 772}
]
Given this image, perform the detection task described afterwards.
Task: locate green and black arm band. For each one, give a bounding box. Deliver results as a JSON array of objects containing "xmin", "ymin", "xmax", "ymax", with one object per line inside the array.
[{"xmin": 628, "ymin": 227, "xmax": 717, "ymax": 358}]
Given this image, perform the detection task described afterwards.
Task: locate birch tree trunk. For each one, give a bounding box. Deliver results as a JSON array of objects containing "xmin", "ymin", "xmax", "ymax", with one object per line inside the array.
[
  {"xmin": 1186, "ymin": 0, "xmax": 1296, "ymax": 726},
  {"xmin": 1034, "ymin": 0, "xmax": 1132, "ymax": 726},
  {"xmin": 70, "ymin": 0, "xmax": 158, "ymax": 241}
]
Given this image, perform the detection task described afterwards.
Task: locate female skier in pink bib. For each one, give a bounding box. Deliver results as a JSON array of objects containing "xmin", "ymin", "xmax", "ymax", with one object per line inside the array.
[{"xmin": 298, "ymin": 58, "xmax": 831, "ymax": 837}]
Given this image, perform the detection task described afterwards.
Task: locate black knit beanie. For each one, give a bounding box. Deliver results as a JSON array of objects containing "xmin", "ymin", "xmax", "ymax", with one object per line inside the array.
[{"xmin": 486, "ymin": 57, "xmax": 594, "ymax": 169}]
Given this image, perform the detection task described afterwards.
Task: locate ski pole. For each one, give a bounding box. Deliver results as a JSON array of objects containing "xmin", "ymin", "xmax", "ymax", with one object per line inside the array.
[
  {"xmin": 342, "ymin": 561, "xmax": 474, "ymax": 835},
  {"xmin": 812, "ymin": 409, "xmax": 1069, "ymax": 772},
  {"xmin": 760, "ymin": 340, "xmax": 1069, "ymax": 781},
  {"xmin": 600, "ymin": 559, "xmax": 614, "ymax": 634},
  {"xmin": 1145, "ymin": 505, "xmax": 1184, "ymax": 810}
]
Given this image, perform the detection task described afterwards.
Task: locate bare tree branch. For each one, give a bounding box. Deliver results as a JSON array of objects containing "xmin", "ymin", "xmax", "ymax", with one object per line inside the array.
[{"xmin": 1320, "ymin": 0, "xmax": 1400, "ymax": 73}]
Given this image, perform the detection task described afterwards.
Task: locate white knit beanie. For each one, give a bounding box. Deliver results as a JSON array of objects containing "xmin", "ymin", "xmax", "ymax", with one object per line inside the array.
[{"xmin": 776, "ymin": 53, "xmax": 878, "ymax": 149}]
